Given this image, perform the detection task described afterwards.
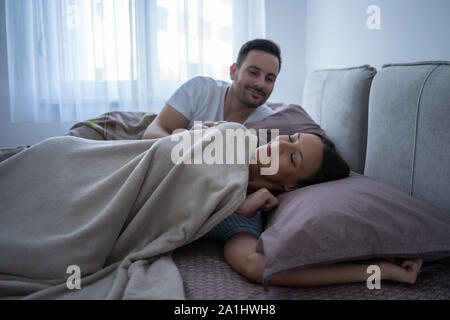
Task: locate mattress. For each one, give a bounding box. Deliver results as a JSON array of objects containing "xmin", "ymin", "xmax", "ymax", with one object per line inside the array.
[{"xmin": 173, "ymin": 239, "xmax": 450, "ymax": 300}]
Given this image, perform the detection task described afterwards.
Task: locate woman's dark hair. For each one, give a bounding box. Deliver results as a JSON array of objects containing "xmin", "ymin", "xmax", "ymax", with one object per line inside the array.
[
  {"xmin": 237, "ymin": 39, "xmax": 282, "ymax": 72},
  {"xmin": 297, "ymin": 133, "xmax": 350, "ymax": 188}
]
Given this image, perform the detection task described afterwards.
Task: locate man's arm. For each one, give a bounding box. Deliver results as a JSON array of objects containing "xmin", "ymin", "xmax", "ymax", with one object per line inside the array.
[{"xmin": 142, "ymin": 104, "xmax": 190, "ymax": 139}]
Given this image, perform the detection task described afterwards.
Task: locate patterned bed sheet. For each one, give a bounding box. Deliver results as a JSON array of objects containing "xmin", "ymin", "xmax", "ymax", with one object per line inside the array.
[{"xmin": 173, "ymin": 239, "xmax": 450, "ymax": 300}]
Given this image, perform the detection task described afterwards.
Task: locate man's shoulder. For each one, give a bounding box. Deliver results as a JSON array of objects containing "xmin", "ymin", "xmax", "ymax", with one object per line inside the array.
[{"xmin": 184, "ymin": 76, "xmax": 230, "ymax": 89}]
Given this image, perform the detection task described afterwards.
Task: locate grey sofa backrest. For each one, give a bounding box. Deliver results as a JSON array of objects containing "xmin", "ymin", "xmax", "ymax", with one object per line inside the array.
[
  {"xmin": 302, "ymin": 65, "xmax": 377, "ymax": 173},
  {"xmin": 364, "ymin": 62, "xmax": 450, "ymax": 214}
]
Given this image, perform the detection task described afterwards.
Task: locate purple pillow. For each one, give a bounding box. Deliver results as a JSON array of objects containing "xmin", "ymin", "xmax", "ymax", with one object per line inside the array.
[
  {"xmin": 256, "ymin": 172, "xmax": 450, "ymax": 285},
  {"xmin": 245, "ymin": 104, "xmax": 326, "ymax": 144}
]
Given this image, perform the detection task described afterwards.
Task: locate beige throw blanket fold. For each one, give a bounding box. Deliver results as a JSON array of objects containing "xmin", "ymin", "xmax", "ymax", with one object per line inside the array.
[{"xmin": 0, "ymin": 122, "xmax": 250, "ymax": 299}]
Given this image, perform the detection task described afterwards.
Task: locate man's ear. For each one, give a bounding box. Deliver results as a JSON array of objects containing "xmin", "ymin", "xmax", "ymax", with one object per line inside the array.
[
  {"xmin": 230, "ymin": 63, "xmax": 238, "ymax": 81},
  {"xmin": 283, "ymin": 184, "xmax": 299, "ymax": 192}
]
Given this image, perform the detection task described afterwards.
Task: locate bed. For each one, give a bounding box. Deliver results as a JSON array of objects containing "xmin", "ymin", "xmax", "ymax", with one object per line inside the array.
[{"xmin": 1, "ymin": 61, "xmax": 450, "ymax": 299}]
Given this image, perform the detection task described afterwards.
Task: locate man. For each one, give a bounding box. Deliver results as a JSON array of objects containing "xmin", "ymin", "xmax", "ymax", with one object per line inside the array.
[
  {"xmin": 141, "ymin": 38, "xmax": 282, "ymax": 139},
  {"xmin": 142, "ymin": 38, "xmax": 282, "ymax": 261}
]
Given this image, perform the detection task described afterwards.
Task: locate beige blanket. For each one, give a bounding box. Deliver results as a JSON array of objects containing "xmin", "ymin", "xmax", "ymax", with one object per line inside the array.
[{"xmin": 0, "ymin": 122, "xmax": 250, "ymax": 299}]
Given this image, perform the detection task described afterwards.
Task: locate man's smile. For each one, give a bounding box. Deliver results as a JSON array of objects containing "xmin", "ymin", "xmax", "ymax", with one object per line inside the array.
[{"xmin": 248, "ymin": 87, "xmax": 265, "ymax": 97}]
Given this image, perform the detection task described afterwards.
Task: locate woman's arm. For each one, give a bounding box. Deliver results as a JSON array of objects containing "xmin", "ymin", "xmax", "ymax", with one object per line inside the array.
[
  {"xmin": 224, "ymin": 233, "xmax": 423, "ymax": 287},
  {"xmin": 268, "ymin": 258, "xmax": 422, "ymax": 287}
]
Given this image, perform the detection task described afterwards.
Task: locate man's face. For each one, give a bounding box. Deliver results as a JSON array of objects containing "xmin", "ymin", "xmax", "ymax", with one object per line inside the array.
[{"xmin": 230, "ymin": 50, "xmax": 279, "ymax": 108}]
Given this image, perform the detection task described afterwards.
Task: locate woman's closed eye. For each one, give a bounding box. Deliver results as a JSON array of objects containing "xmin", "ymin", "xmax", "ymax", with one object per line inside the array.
[
  {"xmin": 288, "ymin": 135, "xmax": 296, "ymax": 166},
  {"xmin": 288, "ymin": 133, "xmax": 302, "ymax": 167}
]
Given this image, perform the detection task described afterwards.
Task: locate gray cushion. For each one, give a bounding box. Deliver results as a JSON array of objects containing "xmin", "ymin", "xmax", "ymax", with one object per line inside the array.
[
  {"xmin": 256, "ymin": 172, "xmax": 450, "ymax": 286},
  {"xmin": 364, "ymin": 61, "xmax": 450, "ymax": 214},
  {"xmin": 302, "ymin": 65, "xmax": 377, "ymax": 173}
]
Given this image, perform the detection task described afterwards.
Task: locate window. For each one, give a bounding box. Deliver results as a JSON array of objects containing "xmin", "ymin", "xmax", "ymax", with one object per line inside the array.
[
  {"xmin": 5, "ymin": 0, "xmax": 265, "ymax": 122},
  {"xmin": 65, "ymin": 0, "xmax": 137, "ymax": 82}
]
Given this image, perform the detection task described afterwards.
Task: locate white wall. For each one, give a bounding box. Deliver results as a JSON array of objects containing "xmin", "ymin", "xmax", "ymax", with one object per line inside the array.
[
  {"xmin": 265, "ymin": 0, "xmax": 307, "ymax": 106},
  {"xmin": 306, "ymin": 0, "xmax": 450, "ymax": 75}
]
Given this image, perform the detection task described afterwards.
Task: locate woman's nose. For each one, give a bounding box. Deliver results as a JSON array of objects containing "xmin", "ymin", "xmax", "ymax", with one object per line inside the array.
[
  {"xmin": 278, "ymin": 136, "xmax": 297, "ymax": 151},
  {"xmin": 271, "ymin": 135, "xmax": 286, "ymax": 142},
  {"xmin": 278, "ymin": 139, "xmax": 288, "ymax": 151},
  {"xmin": 275, "ymin": 135, "xmax": 290, "ymax": 145}
]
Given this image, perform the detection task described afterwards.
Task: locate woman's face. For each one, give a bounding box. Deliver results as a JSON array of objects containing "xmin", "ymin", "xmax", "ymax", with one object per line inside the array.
[{"xmin": 255, "ymin": 132, "xmax": 324, "ymax": 191}]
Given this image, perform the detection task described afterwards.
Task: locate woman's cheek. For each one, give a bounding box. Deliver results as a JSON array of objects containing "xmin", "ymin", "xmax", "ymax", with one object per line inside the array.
[{"xmin": 255, "ymin": 146, "xmax": 271, "ymax": 166}]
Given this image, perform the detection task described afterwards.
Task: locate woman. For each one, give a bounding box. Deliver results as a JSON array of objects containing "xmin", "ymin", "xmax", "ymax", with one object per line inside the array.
[
  {"xmin": 0, "ymin": 124, "xmax": 421, "ymax": 299},
  {"xmin": 209, "ymin": 130, "xmax": 423, "ymax": 287}
]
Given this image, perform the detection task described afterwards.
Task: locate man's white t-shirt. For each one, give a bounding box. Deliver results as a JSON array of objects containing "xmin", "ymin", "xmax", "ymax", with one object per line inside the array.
[{"xmin": 167, "ymin": 76, "xmax": 275, "ymax": 129}]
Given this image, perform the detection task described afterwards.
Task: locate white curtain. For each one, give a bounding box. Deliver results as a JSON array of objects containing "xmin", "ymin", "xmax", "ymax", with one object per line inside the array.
[{"xmin": 5, "ymin": 0, "xmax": 265, "ymax": 123}]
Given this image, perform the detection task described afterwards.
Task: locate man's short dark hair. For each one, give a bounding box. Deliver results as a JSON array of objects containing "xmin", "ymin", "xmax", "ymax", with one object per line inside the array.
[{"xmin": 236, "ymin": 39, "xmax": 282, "ymax": 72}]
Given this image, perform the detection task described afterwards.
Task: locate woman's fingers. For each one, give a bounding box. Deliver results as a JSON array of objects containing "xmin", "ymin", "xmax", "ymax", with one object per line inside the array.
[
  {"xmin": 204, "ymin": 121, "xmax": 227, "ymax": 127},
  {"xmin": 416, "ymin": 259, "xmax": 423, "ymax": 275},
  {"xmin": 399, "ymin": 259, "xmax": 423, "ymax": 283},
  {"xmin": 401, "ymin": 259, "xmax": 422, "ymax": 271},
  {"xmin": 401, "ymin": 260, "xmax": 413, "ymax": 269},
  {"xmin": 261, "ymin": 194, "xmax": 279, "ymax": 211},
  {"xmin": 190, "ymin": 124, "xmax": 208, "ymax": 130},
  {"xmin": 382, "ymin": 258, "xmax": 423, "ymax": 284}
]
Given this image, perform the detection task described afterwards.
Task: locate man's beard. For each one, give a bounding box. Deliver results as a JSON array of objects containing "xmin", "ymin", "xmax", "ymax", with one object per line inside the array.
[{"xmin": 235, "ymin": 84, "xmax": 268, "ymax": 109}]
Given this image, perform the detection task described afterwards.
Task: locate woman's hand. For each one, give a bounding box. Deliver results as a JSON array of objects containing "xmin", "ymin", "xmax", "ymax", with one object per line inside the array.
[
  {"xmin": 380, "ymin": 259, "xmax": 423, "ymax": 284},
  {"xmin": 236, "ymin": 188, "xmax": 279, "ymax": 218}
]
